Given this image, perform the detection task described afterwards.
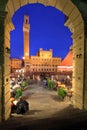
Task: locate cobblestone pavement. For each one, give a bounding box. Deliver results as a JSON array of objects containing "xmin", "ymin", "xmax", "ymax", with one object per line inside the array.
[
  {"xmin": 1, "ymin": 83, "xmax": 87, "ymax": 130},
  {"xmin": 21, "ymin": 82, "xmax": 71, "ymax": 120}
]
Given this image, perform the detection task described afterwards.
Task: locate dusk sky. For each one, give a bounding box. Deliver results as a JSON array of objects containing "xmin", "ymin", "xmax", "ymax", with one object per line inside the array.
[{"xmin": 10, "ymin": 3, "xmax": 72, "ymax": 60}]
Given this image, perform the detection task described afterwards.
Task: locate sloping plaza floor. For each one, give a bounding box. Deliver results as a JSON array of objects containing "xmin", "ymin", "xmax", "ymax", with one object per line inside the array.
[{"xmin": 0, "ymin": 82, "xmax": 87, "ymax": 130}]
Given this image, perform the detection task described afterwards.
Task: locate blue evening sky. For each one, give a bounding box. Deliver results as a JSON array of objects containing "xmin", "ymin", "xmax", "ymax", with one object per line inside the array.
[{"xmin": 10, "ymin": 3, "xmax": 72, "ymax": 60}]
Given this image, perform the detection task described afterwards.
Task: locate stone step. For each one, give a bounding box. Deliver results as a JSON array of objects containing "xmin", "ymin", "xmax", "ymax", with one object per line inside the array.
[{"xmin": 1, "ymin": 108, "xmax": 87, "ymax": 130}]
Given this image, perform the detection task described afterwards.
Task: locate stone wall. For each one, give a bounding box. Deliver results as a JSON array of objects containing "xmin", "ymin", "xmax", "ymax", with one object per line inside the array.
[
  {"xmin": 84, "ymin": 38, "xmax": 87, "ymax": 109},
  {"xmin": 0, "ymin": 0, "xmax": 86, "ymax": 121},
  {"xmin": 0, "ymin": 66, "xmax": 2, "ymax": 122}
]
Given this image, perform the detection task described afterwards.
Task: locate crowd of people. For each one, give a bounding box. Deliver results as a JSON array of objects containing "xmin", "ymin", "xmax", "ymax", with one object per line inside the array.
[
  {"xmin": 10, "ymin": 76, "xmax": 29, "ymax": 114},
  {"xmin": 10, "ymin": 74, "xmax": 73, "ymax": 114},
  {"xmin": 42, "ymin": 75, "xmax": 73, "ymax": 100},
  {"xmin": 10, "ymin": 96, "xmax": 29, "ymax": 114}
]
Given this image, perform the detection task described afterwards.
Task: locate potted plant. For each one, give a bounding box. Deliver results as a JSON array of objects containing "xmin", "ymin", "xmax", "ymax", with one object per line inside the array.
[{"xmin": 57, "ymin": 87, "xmax": 67, "ymax": 99}]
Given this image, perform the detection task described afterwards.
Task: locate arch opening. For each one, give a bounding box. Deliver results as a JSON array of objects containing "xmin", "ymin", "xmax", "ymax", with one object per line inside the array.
[
  {"xmin": 10, "ymin": 3, "xmax": 72, "ymax": 59},
  {"xmin": 0, "ymin": 0, "xmax": 85, "ymax": 121}
]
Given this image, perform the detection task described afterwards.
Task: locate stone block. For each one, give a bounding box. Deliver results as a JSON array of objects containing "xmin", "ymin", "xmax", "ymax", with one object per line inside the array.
[
  {"xmin": 13, "ymin": 0, "xmax": 20, "ymax": 11},
  {"xmin": 63, "ymin": 0, "xmax": 75, "ymax": 16},
  {"xmin": 6, "ymin": 0, "xmax": 14, "ymax": 18},
  {"xmin": 28, "ymin": 0, "xmax": 38, "ymax": 4},
  {"xmin": 4, "ymin": 75, "xmax": 10, "ymax": 86},
  {"xmin": 56, "ymin": 0, "xmax": 69, "ymax": 12},
  {"xmin": 37, "ymin": 0, "xmax": 47, "ymax": 6},
  {"xmin": 20, "ymin": 0, "xmax": 28, "ymax": 7},
  {"xmin": 45, "ymin": 0, "xmax": 57, "ymax": 7}
]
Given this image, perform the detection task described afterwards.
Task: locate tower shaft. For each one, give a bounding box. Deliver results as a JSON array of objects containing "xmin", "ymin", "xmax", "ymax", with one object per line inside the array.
[{"xmin": 23, "ymin": 15, "xmax": 30, "ymax": 59}]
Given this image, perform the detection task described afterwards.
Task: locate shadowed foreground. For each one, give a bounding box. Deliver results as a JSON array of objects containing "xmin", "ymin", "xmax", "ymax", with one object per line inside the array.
[{"xmin": 0, "ymin": 83, "xmax": 87, "ymax": 130}]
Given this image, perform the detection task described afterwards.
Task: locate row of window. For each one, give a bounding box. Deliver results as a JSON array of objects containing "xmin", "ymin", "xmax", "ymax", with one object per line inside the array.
[
  {"xmin": 11, "ymin": 64, "xmax": 58, "ymax": 68},
  {"xmin": 31, "ymin": 58, "xmax": 60, "ymax": 61},
  {"xmin": 32, "ymin": 68, "xmax": 57, "ymax": 72},
  {"xmin": 32, "ymin": 65, "xmax": 58, "ymax": 67}
]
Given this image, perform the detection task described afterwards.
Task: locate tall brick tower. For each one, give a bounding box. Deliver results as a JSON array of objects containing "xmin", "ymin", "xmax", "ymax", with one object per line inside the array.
[{"xmin": 23, "ymin": 15, "xmax": 30, "ymax": 59}]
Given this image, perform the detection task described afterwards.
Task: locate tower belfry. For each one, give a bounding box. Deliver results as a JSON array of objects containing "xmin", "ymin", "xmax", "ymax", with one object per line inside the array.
[{"xmin": 23, "ymin": 15, "xmax": 30, "ymax": 59}]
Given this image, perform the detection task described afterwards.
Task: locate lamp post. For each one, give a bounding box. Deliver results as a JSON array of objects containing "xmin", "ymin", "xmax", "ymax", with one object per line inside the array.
[
  {"xmin": 21, "ymin": 57, "xmax": 25, "ymax": 68},
  {"xmin": 20, "ymin": 57, "xmax": 25, "ymax": 78}
]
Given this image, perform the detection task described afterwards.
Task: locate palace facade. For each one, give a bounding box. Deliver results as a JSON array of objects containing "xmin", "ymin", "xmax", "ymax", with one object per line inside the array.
[{"xmin": 11, "ymin": 15, "xmax": 62, "ymax": 76}]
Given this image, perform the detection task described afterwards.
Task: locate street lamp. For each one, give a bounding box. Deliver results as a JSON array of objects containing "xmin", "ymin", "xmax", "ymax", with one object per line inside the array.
[{"xmin": 21, "ymin": 57, "xmax": 25, "ymax": 68}]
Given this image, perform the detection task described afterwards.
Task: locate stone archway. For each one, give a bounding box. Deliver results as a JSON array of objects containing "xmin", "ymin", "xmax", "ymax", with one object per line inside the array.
[{"xmin": 0, "ymin": 0, "xmax": 86, "ymax": 121}]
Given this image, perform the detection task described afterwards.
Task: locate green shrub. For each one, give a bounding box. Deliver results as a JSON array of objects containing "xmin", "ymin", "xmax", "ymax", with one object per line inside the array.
[
  {"xmin": 15, "ymin": 88, "xmax": 22, "ymax": 99},
  {"xmin": 47, "ymin": 79, "xmax": 55, "ymax": 89},
  {"xmin": 21, "ymin": 81, "xmax": 26, "ymax": 89},
  {"xmin": 57, "ymin": 88, "xmax": 67, "ymax": 99}
]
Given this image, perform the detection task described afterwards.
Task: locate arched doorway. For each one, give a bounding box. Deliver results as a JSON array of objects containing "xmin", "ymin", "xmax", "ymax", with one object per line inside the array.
[{"xmin": 0, "ymin": 0, "xmax": 86, "ymax": 121}]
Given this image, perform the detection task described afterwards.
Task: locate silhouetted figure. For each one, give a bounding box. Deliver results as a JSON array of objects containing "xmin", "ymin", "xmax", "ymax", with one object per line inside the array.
[{"xmin": 16, "ymin": 97, "xmax": 29, "ymax": 114}]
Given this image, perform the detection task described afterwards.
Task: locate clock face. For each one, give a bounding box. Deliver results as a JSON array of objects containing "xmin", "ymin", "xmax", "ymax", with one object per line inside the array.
[
  {"xmin": 23, "ymin": 27, "xmax": 29, "ymax": 32},
  {"xmin": 23, "ymin": 24, "xmax": 30, "ymax": 32}
]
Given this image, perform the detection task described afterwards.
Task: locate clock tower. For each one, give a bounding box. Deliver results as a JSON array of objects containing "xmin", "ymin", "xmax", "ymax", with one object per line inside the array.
[{"xmin": 23, "ymin": 15, "xmax": 30, "ymax": 59}]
